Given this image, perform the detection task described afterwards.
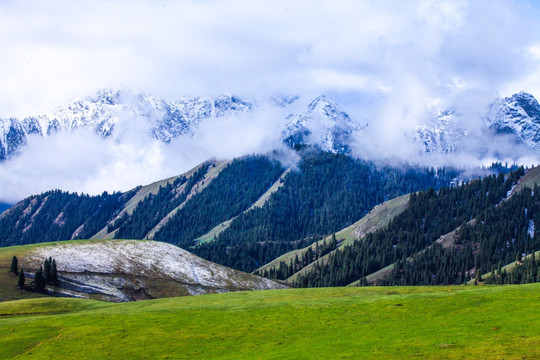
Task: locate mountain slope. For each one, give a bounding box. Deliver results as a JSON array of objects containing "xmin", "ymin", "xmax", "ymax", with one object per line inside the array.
[
  {"xmin": 0, "ymin": 151, "xmax": 457, "ymax": 276},
  {"xmin": 191, "ymin": 151, "xmax": 456, "ymax": 272},
  {"xmin": 255, "ymin": 194, "xmax": 410, "ymax": 281},
  {"xmin": 290, "ymin": 166, "xmax": 540, "ymax": 287}
]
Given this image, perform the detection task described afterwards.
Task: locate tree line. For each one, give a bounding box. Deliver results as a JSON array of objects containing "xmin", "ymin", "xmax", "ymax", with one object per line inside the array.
[
  {"xmin": 9, "ymin": 255, "xmax": 58, "ymax": 291},
  {"xmin": 0, "ymin": 190, "xmax": 135, "ymax": 247}
]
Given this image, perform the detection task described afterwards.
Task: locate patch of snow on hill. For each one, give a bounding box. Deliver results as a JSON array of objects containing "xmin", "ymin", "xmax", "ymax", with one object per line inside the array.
[{"xmin": 23, "ymin": 240, "xmax": 285, "ymax": 291}]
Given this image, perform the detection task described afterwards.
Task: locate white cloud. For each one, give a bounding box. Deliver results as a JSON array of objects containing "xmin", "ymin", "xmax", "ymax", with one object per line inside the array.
[
  {"xmin": 1, "ymin": 0, "xmax": 539, "ymax": 117},
  {"xmin": 0, "ymin": 105, "xmax": 289, "ymax": 203},
  {"xmin": 1, "ymin": 0, "xmax": 540, "ymax": 201}
]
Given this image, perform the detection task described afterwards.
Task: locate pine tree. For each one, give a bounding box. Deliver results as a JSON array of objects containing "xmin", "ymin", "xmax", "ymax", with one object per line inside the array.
[
  {"xmin": 34, "ymin": 266, "xmax": 45, "ymax": 292},
  {"xmin": 43, "ymin": 257, "xmax": 51, "ymax": 283},
  {"xmin": 17, "ymin": 269, "xmax": 25, "ymax": 288},
  {"xmin": 9, "ymin": 256, "xmax": 18, "ymax": 275},
  {"xmin": 50, "ymin": 259, "xmax": 58, "ymax": 285}
]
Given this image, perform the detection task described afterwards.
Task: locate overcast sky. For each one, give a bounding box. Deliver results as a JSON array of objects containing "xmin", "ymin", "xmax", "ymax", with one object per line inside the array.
[
  {"xmin": 2, "ymin": 0, "xmax": 540, "ymax": 117},
  {"xmin": 1, "ymin": 0, "xmax": 540, "ymax": 202}
]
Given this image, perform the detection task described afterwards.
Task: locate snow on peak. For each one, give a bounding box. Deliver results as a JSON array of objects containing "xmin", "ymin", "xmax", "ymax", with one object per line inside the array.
[
  {"xmin": 0, "ymin": 90, "xmax": 254, "ymax": 159},
  {"xmin": 483, "ymin": 91, "xmax": 540, "ymax": 149},
  {"xmin": 414, "ymin": 110, "xmax": 467, "ymax": 154},
  {"xmin": 414, "ymin": 91, "xmax": 540, "ymax": 155},
  {"xmin": 282, "ymin": 95, "xmax": 366, "ymax": 153}
]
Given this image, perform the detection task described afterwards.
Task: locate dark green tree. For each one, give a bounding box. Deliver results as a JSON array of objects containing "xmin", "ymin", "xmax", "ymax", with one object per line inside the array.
[
  {"xmin": 43, "ymin": 257, "xmax": 52, "ymax": 283},
  {"xmin": 50, "ymin": 259, "xmax": 58, "ymax": 285},
  {"xmin": 9, "ymin": 256, "xmax": 18, "ymax": 275},
  {"xmin": 34, "ymin": 266, "xmax": 45, "ymax": 292},
  {"xmin": 17, "ymin": 269, "xmax": 25, "ymax": 288}
]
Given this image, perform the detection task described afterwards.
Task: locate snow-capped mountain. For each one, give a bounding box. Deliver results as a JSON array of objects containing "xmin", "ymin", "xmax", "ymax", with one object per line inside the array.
[
  {"xmin": 0, "ymin": 89, "xmax": 253, "ymax": 160},
  {"xmin": 483, "ymin": 91, "xmax": 540, "ymax": 149},
  {"xmin": 282, "ymin": 95, "xmax": 366, "ymax": 153},
  {"xmin": 414, "ymin": 91, "xmax": 540, "ymax": 156},
  {"xmin": 414, "ymin": 110, "xmax": 468, "ymax": 154},
  {"xmin": 2, "ymin": 89, "xmax": 540, "ymax": 162}
]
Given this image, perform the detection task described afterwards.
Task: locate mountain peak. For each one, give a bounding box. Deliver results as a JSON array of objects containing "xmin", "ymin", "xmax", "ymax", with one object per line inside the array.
[
  {"xmin": 0, "ymin": 90, "xmax": 256, "ymax": 158},
  {"xmin": 282, "ymin": 95, "xmax": 365, "ymax": 154},
  {"xmin": 484, "ymin": 91, "xmax": 540, "ymax": 148}
]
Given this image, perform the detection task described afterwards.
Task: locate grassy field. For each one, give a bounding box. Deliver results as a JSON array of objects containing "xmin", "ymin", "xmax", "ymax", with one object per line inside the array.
[{"xmin": 0, "ymin": 284, "xmax": 538, "ymax": 359}]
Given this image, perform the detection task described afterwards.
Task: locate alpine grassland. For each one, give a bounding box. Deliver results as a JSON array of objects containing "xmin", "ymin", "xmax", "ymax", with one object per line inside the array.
[{"xmin": 1, "ymin": 284, "xmax": 539, "ymax": 359}]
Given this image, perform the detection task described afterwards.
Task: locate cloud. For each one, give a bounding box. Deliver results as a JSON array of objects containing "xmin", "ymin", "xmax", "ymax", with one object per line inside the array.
[
  {"xmin": 1, "ymin": 0, "xmax": 540, "ymax": 201},
  {"xmin": 0, "ymin": 104, "xmax": 289, "ymax": 203},
  {"xmin": 1, "ymin": 0, "xmax": 539, "ymax": 117}
]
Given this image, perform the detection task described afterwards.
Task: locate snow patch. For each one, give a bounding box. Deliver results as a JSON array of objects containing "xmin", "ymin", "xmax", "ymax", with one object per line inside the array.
[
  {"xmin": 528, "ymin": 219, "xmax": 535, "ymax": 238},
  {"xmin": 22, "ymin": 240, "xmax": 287, "ymax": 291}
]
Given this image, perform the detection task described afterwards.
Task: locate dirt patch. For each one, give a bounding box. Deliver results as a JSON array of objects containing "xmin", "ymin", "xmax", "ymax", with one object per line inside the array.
[{"xmin": 120, "ymin": 286, "xmax": 155, "ymax": 301}]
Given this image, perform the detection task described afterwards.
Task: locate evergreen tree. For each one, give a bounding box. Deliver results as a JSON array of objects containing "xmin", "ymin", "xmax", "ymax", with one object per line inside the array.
[
  {"xmin": 43, "ymin": 257, "xmax": 51, "ymax": 283},
  {"xmin": 34, "ymin": 266, "xmax": 45, "ymax": 292},
  {"xmin": 17, "ymin": 269, "xmax": 25, "ymax": 288},
  {"xmin": 9, "ymin": 256, "xmax": 18, "ymax": 275},
  {"xmin": 50, "ymin": 259, "xmax": 58, "ymax": 285}
]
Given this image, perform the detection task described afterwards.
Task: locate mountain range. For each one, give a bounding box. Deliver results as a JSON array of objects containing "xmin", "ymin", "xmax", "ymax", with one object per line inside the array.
[
  {"xmin": 0, "ymin": 150, "xmax": 538, "ymax": 293},
  {"xmin": 1, "ymin": 89, "xmax": 540, "ymax": 161}
]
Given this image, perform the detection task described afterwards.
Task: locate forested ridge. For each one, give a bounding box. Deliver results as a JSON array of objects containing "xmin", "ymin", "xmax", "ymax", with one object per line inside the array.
[
  {"xmin": 111, "ymin": 165, "xmax": 209, "ymax": 239},
  {"xmin": 380, "ymin": 182, "xmax": 540, "ymax": 286},
  {"xmin": 192, "ymin": 151, "xmax": 457, "ymax": 272},
  {"xmin": 292, "ymin": 167, "xmax": 540, "ymax": 287},
  {"xmin": 0, "ymin": 190, "xmax": 134, "ymax": 246},
  {"xmin": 153, "ymin": 156, "xmax": 285, "ymax": 245}
]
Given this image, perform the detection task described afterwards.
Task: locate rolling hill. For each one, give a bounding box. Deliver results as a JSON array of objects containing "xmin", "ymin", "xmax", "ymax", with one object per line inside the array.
[
  {"xmin": 0, "ymin": 239, "xmax": 287, "ymax": 302},
  {"xmin": 0, "ymin": 284, "xmax": 538, "ymax": 359}
]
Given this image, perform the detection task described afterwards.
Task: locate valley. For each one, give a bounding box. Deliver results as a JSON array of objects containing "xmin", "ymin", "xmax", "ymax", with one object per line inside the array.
[{"xmin": 3, "ymin": 2, "xmax": 540, "ymax": 359}]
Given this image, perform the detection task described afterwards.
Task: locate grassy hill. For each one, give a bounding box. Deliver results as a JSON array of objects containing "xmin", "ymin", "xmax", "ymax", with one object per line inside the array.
[
  {"xmin": 0, "ymin": 240, "xmax": 287, "ymax": 302},
  {"xmin": 0, "ymin": 284, "xmax": 538, "ymax": 359}
]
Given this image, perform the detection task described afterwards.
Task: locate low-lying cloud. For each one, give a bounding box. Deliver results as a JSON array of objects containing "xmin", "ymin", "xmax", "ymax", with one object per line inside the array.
[{"xmin": 0, "ymin": 105, "xmax": 290, "ymax": 203}]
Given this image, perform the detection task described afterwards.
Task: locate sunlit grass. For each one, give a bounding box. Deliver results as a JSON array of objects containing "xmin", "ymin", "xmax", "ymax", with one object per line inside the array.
[{"xmin": 1, "ymin": 284, "xmax": 538, "ymax": 359}]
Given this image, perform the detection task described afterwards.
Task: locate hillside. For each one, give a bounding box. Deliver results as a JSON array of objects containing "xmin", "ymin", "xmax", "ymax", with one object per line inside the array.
[
  {"xmin": 289, "ymin": 166, "xmax": 540, "ymax": 287},
  {"xmin": 0, "ymin": 284, "xmax": 538, "ymax": 359},
  {"xmin": 190, "ymin": 152, "xmax": 456, "ymax": 272},
  {"xmin": 0, "ymin": 150, "xmax": 457, "ymax": 275},
  {"xmin": 255, "ymin": 194, "xmax": 410, "ymax": 280},
  {"xmin": 0, "ymin": 240, "xmax": 287, "ymax": 302}
]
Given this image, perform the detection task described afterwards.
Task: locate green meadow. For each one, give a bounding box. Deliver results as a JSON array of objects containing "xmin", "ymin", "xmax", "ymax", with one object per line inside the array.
[{"xmin": 1, "ymin": 284, "xmax": 539, "ymax": 359}]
